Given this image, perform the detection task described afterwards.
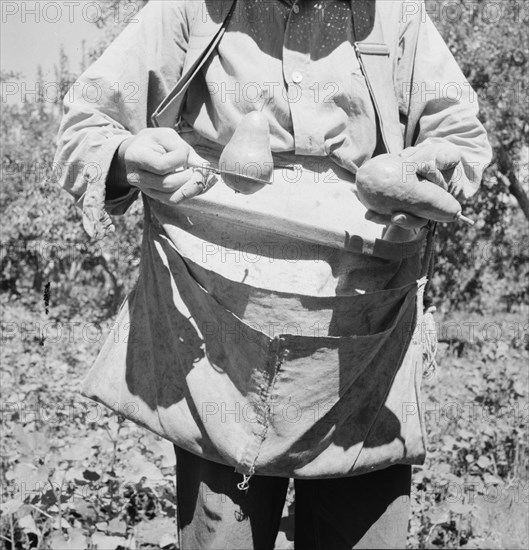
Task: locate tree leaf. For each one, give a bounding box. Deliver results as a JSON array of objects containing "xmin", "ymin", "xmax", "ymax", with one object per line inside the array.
[
  {"xmin": 119, "ymin": 452, "xmax": 164, "ymax": 483},
  {"xmin": 448, "ymin": 502, "xmax": 474, "ymax": 515},
  {"xmin": 91, "ymin": 532, "xmax": 126, "ymax": 550},
  {"xmin": 71, "ymin": 499, "xmax": 97, "ymax": 521},
  {"xmin": 0, "ymin": 498, "xmax": 24, "ymax": 515},
  {"xmin": 135, "ymin": 518, "xmax": 176, "ymax": 546},
  {"xmin": 483, "ymin": 473, "xmax": 503, "ymax": 485},
  {"xmin": 108, "ymin": 517, "xmax": 128, "ymax": 536},
  {"xmin": 7, "ymin": 463, "xmax": 49, "ymax": 492},
  {"xmin": 430, "ymin": 507, "xmax": 450, "ymax": 525},
  {"xmin": 82, "ymin": 469, "xmax": 101, "ymax": 482},
  {"xmin": 49, "ymin": 528, "xmax": 88, "ymax": 550},
  {"xmin": 18, "ymin": 513, "xmax": 40, "ymax": 535},
  {"xmin": 146, "ymin": 438, "xmax": 177, "ymax": 469},
  {"xmin": 159, "ymin": 532, "xmax": 178, "ymax": 549},
  {"xmin": 12, "ymin": 425, "xmax": 50, "ymax": 458},
  {"xmin": 60, "ymin": 439, "xmax": 94, "ymax": 462}
]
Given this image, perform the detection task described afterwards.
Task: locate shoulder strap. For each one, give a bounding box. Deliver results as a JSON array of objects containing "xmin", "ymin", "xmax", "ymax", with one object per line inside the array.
[
  {"xmin": 154, "ymin": 0, "xmax": 402, "ymax": 151},
  {"xmin": 351, "ymin": 0, "xmax": 403, "ymax": 154},
  {"xmin": 152, "ymin": 0, "xmax": 236, "ymax": 128},
  {"xmin": 352, "ymin": 1, "xmax": 437, "ymax": 288}
]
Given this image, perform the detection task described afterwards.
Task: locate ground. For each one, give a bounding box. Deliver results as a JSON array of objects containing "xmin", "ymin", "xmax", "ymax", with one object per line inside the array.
[{"xmin": 1, "ymin": 297, "xmax": 527, "ymax": 549}]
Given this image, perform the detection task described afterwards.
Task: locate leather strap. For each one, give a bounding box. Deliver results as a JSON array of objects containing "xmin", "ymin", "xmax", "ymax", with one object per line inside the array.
[
  {"xmin": 154, "ymin": 0, "xmax": 404, "ymax": 157},
  {"xmin": 351, "ymin": 1, "xmax": 437, "ymax": 287},
  {"xmin": 152, "ymin": 0, "xmax": 236, "ymax": 128},
  {"xmin": 351, "ymin": 0, "xmax": 404, "ymax": 154}
]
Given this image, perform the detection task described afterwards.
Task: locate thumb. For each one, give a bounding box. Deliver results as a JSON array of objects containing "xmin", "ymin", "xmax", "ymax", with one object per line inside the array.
[
  {"xmin": 152, "ymin": 129, "xmax": 210, "ymax": 172},
  {"xmin": 435, "ymin": 142, "xmax": 461, "ymax": 171},
  {"xmin": 186, "ymin": 147, "xmax": 212, "ymax": 170}
]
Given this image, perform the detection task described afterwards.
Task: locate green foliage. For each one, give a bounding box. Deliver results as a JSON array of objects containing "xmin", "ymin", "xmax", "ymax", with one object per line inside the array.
[
  {"xmin": 1, "ymin": 302, "xmax": 178, "ymax": 549},
  {"xmin": 424, "ymin": 0, "xmax": 529, "ymax": 311},
  {"xmin": 408, "ymin": 310, "xmax": 528, "ymax": 548},
  {"xmin": 1, "ymin": 61, "xmax": 143, "ymax": 320}
]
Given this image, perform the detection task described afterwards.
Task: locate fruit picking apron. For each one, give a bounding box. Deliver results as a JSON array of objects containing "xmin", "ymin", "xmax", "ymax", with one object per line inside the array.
[
  {"xmin": 81, "ymin": 0, "xmax": 432, "ymax": 485},
  {"xmin": 81, "ymin": 152, "xmax": 431, "ymax": 483}
]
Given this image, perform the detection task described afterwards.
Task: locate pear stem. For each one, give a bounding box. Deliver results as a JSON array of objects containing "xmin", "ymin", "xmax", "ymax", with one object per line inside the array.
[
  {"xmin": 455, "ymin": 211, "xmax": 475, "ymax": 226},
  {"xmin": 258, "ymin": 89, "xmax": 269, "ymax": 113}
]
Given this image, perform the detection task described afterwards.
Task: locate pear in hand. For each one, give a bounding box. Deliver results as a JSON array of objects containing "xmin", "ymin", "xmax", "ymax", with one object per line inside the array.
[
  {"xmin": 219, "ymin": 111, "xmax": 274, "ymax": 194},
  {"xmin": 355, "ymin": 154, "xmax": 471, "ymax": 224}
]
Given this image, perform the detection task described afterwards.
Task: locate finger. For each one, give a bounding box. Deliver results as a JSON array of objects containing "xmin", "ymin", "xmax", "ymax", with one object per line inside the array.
[
  {"xmin": 170, "ymin": 171, "xmax": 218, "ymax": 204},
  {"xmin": 365, "ymin": 210, "xmax": 393, "ymax": 225},
  {"xmin": 414, "ymin": 158, "xmax": 438, "ymax": 177},
  {"xmin": 135, "ymin": 147, "xmax": 190, "ymax": 175},
  {"xmin": 152, "ymin": 128, "xmax": 211, "ymax": 172},
  {"xmin": 131, "ymin": 168, "xmax": 195, "ymax": 192},
  {"xmin": 435, "ymin": 142, "xmax": 461, "ymax": 170},
  {"xmin": 401, "ymin": 143, "xmax": 461, "ymax": 173},
  {"xmin": 446, "ymin": 163, "xmax": 471, "ymax": 197},
  {"xmin": 138, "ymin": 171, "xmax": 218, "ymax": 205},
  {"xmin": 137, "ymin": 185, "xmax": 178, "ymax": 205},
  {"xmin": 399, "ymin": 146, "xmax": 420, "ymax": 161},
  {"xmin": 186, "ymin": 148, "xmax": 212, "ymax": 171},
  {"xmin": 151, "ymin": 127, "xmax": 188, "ymax": 151},
  {"xmin": 391, "ymin": 212, "xmax": 429, "ymax": 229},
  {"xmin": 417, "ymin": 166, "xmax": 448, "ymax": 189},
  {"xmin": 161, "ymin": 168, "xmax": 205, "ymax": 190},
  {"xmin": 136, "ymin": 129, "xmax": 194, "ymax": 174}
]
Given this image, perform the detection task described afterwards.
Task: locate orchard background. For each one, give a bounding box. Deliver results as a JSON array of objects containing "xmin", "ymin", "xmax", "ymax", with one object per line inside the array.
[{"xmin": 1, "ymin": 0, "xmax": 528, "ymax": 548}]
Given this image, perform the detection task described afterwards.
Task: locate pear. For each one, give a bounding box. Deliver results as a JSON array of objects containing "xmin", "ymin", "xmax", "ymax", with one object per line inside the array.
[
  {"xmin": 356, "ymin": 154, "xmax": 471, "ymax": 224},
  {"xmin": 219, "ymin": 111, "xmax": 274, "ymax": 194}
]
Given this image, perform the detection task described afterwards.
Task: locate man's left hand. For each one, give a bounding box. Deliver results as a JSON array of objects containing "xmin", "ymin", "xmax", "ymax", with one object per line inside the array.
[{"xmin": 365, "ymin": 142, "xmax": 464, "ymax": 229}]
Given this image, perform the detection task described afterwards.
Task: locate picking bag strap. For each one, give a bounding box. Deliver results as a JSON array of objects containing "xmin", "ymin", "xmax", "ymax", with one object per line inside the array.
[
  {"xmin": 351, "ymin": 1, "xmax": 437, "ymax": 285},
  {"xmin": 351, "ymin": 0, "xmax": 403, "ymax": 155},
  {"xmin": 152, "ymin": 0, "xmax": 236, "ymax": 128}
]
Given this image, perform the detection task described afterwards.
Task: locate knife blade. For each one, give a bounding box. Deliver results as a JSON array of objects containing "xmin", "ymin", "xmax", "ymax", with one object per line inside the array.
[{"xmin": 191, "ymin": 164, "xmax": 274, "ymax": 186}]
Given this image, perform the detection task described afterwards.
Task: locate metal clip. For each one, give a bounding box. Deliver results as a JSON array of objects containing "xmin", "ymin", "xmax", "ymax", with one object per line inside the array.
[
  {"xmin": 191, "ymin": 166, "xmax": 218, "ymax": 193},
  {"xmin": 237, "ymin": 473, "xmax": 253, "ymax": 491}
]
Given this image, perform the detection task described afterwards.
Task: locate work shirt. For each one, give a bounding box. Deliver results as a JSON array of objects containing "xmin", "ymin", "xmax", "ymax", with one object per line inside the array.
[
  {"xmin": 164, "ymin": 0, "xmax": 383, "ymax": 296},
  {"xmin": 54, "ymin": 0, "xmax": 492, "ymax": 480},
  {"xmin": 182, "ymin": 0, "xmax": 377, "ymax": 164},
  {"xmin": 103, "ymin": 0, "xmax": 489, "ymax": 296}
]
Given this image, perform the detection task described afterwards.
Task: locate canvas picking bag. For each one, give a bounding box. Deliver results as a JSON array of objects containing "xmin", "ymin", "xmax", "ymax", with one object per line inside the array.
[{"xmin": 81, "ymin": 0, "xmax": 433, "ymax": 482}]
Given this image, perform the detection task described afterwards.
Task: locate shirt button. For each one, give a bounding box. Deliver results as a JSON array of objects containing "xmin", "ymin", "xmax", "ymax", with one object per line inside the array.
[
  {"xmin": 292, "ymin": 71, "xmax": 303, "ymax": 84},
  {"xmin": 292, "ymin": 3, "xmax": 300, "ymax": 14}
]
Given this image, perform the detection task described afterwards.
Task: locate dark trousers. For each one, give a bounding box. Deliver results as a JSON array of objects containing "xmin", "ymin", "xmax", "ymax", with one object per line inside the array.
[{"xmin": 175, "ymin": 447, "xmax": 411, "ymax": 550}]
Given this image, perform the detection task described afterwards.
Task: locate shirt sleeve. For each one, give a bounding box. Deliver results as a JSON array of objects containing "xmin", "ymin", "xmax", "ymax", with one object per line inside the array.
[
  {"xmin": 53, "ymin": 0, "xmax": 191, "ymax": 239},
  {"xmin": 397, "ymin": 3, "xmax": 493, "ymax": 199}
]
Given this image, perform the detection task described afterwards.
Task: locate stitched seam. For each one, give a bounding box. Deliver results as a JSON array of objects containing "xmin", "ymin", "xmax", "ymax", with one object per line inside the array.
[{"xmin": 246, "ymin": 338, "xmax": 288, "ymax": 477}]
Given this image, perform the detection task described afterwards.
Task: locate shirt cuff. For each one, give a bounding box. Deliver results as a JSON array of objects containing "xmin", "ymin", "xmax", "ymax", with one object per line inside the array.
[{"xmin": 79, "ymin": 134, "xmax": 134, "ymax": 240}]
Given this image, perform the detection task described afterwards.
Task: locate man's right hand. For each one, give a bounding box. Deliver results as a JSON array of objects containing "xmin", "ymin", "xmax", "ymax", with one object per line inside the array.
[{"xmin": 111, "ymin": 128, "xmax": 216, "ymax": 205}]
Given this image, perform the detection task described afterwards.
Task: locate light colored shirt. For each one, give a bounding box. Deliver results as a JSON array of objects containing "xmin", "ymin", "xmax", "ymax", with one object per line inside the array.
[
  {"xmin": 148, "ymin": 0, "xmax": 488, "ymax": 297},
  {"xmin": 55, "ymin": 0, "xmax": 492, "ymax": 270},
  {"xmin": 165, "ymin": 0, "xmax": 382, "ymax": 296},
  {"xmin": 182, "ymin": 0, "xmax": 377, "ymax": 166}
]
